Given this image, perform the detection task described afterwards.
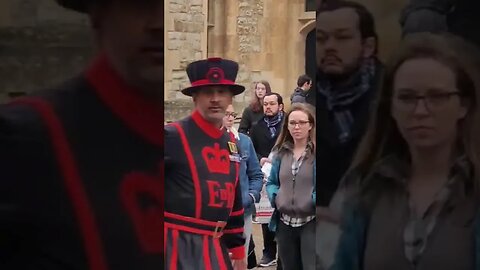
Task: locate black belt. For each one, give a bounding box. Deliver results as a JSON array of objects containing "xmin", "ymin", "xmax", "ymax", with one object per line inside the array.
[{"xmin": 164, "ymin": 212, "xmax": 227, "ymax": 238}]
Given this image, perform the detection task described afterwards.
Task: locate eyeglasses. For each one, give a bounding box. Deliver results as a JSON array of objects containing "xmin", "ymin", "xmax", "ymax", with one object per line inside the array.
[
  {"xmin": 288, "ymin": 120, "xmax": 310, "ymax": 127},
  {"xmin": 392, "ymin": 92, "xmax": 462, "ymax": 112},
  {"xmin": 225, "ymin": 112, "xmax": 238, "ymax": 119}
]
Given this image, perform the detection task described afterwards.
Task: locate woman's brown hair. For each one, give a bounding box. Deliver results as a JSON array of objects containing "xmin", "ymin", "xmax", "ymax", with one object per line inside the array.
[
  {"xmin": 249, "ymin": 80, "xmax": 272, "ymax": 113},
  {"xmin": 350, "ymin": 33, "xmax": 480, "ymax": 193},
  {"xmin": 272, "ymin": 103, "xmax": 316, "ymax": 156}
]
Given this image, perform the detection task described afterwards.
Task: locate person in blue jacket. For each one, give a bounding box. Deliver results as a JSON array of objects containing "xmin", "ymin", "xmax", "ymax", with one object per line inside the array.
[{"xmin": 222, "ymin": 104, "xmax": 263, "ymax": 259}]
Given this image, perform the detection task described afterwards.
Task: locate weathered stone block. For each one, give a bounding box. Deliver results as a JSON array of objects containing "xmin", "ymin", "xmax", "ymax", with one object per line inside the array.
[
  {"xmin": 193, "ymin": 14, "xmax": 204, "ymax": 23},
  {"xmin": 164, "ymin": 100, "xmax": 194, "ymax": 122},
  {"xmin": 187, "ymin": 22, "xmax": 204, "ymax": 33},
  {"xmin": 190, "ymin": 0, "xmax": 203, "ymax": 6},
  {"xmin": 172, "ymin": 70, "xmax": 186, "ymax": 79},
  {"xmin": 167, "ymin": 39, "xmax": 182, "ymax": 50},
  {"xmin": 189, "ymin": 6, "xmax": 203, "ymax": 13}
]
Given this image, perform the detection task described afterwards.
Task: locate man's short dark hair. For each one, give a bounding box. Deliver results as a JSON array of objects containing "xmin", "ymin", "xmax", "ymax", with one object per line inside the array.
[
  {"xmin": 264, "ymin": 92, "xmax": 284, "ymax": 106},
  {"xmin": 317, "ymin": 0, "xmax": 378, "ymax": 52},
  {"xmin": 297, "ymin": 74, "xmax": 312, "ymax": 87}
]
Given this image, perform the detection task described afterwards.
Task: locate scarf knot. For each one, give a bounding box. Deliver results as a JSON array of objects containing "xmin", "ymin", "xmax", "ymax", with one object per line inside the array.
[
  {"xmin": 318, "ymin": 57, "xmax": 377, "ymax": 143},
  {"xmin": 264, "ymin": 111, "xmax": 284, "ymax": 138}
]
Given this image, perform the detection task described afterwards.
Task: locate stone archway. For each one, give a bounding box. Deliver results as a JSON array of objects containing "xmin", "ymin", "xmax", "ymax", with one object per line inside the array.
[
  {"xmin": 299, "ymin": 20, "xmax": 316, "ymax": 81},
  {"xmin": 305, "ymin": 29, "xmax": 315, "ymax": 81}
]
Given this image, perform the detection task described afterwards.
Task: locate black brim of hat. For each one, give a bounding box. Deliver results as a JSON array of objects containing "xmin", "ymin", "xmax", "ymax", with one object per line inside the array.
[
  {"xmin": 56, "ymin": 0, "xmax": 88, "ymax": 13},
  {"xmin": 181, "ymin": 84, "xmax": 245, "ymax": 97}
]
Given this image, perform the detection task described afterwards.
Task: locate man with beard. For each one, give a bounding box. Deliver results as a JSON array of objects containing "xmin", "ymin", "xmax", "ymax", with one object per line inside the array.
[
  {"xmin": 316, "ymin": 1, "xmax": 383, "ymax": 268},
  {"xmin": 316, "ymin": 0, "xmax": 382, "ymax": 217},
  {"xmin": 250, "ymin": 92, "xmax": 285, "ymax": 268},
  {"xmin": 165, "ymin": 58, "xmax": 247, "ymax": 270},
  {"xmin": 0, "ymin": 1, "xmax": 163, "ymax": 269}
]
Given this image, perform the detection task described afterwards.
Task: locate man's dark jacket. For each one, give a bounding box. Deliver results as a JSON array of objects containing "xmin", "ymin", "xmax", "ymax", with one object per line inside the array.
[
  {"xmin": 316, "ymin": 61, "xmax": 383, "ymax": 206},
  {"xmin": 250, "ymin": 117, "xmax": 282, "ymax": 161}
]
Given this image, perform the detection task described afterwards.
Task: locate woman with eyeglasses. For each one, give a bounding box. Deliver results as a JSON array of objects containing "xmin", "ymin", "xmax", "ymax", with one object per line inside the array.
[
  {"xmin": 331, "ymin": 33, "xmax": 480, "ymax": 270},
  {"xmin": 266, "ymin": 103, "xmax": 316, "ymax": 270}
]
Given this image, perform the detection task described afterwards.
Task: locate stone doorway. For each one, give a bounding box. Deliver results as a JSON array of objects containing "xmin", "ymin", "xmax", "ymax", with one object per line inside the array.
[{"xmin": 305, "ymin": 29, "xmax": 316, "ymax": 85}]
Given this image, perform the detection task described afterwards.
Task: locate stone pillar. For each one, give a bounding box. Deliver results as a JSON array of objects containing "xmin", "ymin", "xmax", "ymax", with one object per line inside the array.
[
  {"xmin": 165, "ymin": 0, "xmax": 209, "ymax": 121},
  {"xmin": 228, "ymin": 0, "xmax": 264, "ymax": 104},
  {"xmin": 207, "ymin": 0, "xmax": 226, "ymax": 57}
]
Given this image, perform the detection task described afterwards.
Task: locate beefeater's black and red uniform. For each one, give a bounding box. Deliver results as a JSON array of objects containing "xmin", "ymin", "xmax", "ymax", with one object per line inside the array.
[
  {"xmin": 165, "ymin": 110, "xmax": 246, "ymax": 270},
  {"xmin": 0, "ymin": 54, "xmax": 163, "ymax": 270}
]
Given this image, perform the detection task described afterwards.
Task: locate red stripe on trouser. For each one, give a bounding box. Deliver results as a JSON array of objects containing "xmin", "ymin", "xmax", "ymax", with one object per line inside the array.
[
  {"xmin": 214, "ymin": 238, "xmax": 228, "ymax": 270},
  {"xmin": 169, "ymin": 230, "xmax": 179, "ymax": 270},
  {"xmin": 203, "ymin": 236, "xmax": 213, "ymax": 270},
  {"xmin": 164, "ymin": 226, "xmax": 167, "ymax": 253}
]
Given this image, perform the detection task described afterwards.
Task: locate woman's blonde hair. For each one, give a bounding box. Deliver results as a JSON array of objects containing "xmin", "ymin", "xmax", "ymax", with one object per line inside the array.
[{"xmin": 350, "ymin": 32, "xmax": 480, "ymax": 193}]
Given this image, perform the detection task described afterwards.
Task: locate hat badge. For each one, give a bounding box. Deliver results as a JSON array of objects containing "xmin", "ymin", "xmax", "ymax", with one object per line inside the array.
[{"xmin": 206, "ymin": 67, "xmax": 225, "ymax": 83}]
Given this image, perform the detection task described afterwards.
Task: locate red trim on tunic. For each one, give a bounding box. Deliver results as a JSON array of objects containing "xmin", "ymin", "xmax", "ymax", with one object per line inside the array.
[
  {"xmin": 171, "ymin": 123, "xmax": 202, "ymax": 218},
  {"xmin": 223, "ymin": 228, "xmax": 244, "ymax": 234},
  {"xmin": 85, "ymin": 53, "xmax": 163, "ymax": 147},
  {"xmin": 228, "ymin": 246, "xmax": 246, "ymax": 260},
  {"xmin": 213, "ymin": 238, "xmax": 228, "ymax": 270},
  {"xmin": 191, "ymin": 79, "xmax": 236, "ymax": 87},
  {"xmin": 203, "ymin": 236, "xmax": 213, "ymax": 270},
  {"xmin": 164, "ymin": 226, "xmax": 167, "ymax": 253},
  {"xmin": 165, "ymin": 212, "xmax": 225, "ymax": 227},
  {"xmin": 230, "ymin": 209, "xmax": 244, "ymax": 217},
  {"xmin": 192, "ymin": 110, "xmax": 223, "ymax": 139},
  {"xmin": 170, "ymin": 230, "xmax": 179, "ymax": 270},
  {"xmin": 12, "ymin": 98, "xmax": 108, "ymax": 270},
  {"xmin": 165, "ymin": 222, "xmax": 223, "ymax": 237}
]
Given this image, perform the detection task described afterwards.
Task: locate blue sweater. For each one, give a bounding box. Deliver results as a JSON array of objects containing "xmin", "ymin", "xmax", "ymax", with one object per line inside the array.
[{"xmin": 238, "ymin": 133, "xmax": 263, "ymax": 216}]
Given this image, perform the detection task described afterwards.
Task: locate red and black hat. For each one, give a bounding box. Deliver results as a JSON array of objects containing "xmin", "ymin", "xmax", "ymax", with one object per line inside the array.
[
  {"xmin": 55, "ymin": 0, "xmax": 89, "ymax": 13},
  {"xmin": 181, "ymin": 58, "xmax": 246, "ymax": 96}
]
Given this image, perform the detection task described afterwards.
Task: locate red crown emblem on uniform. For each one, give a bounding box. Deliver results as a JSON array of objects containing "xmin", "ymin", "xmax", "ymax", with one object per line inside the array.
[{"xmin": 201, "ymin": 143, "xmax": 230, "ymax": 175}]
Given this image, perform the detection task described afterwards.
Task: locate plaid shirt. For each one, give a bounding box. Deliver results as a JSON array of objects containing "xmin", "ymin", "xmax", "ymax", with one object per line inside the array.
[
  {"xmin": 371, "ymin": 154, "xmax": 472, "ymax": 267},
  {"xmin": 280, "ymin": 143, "xmax": 316, "ymax": 227}
]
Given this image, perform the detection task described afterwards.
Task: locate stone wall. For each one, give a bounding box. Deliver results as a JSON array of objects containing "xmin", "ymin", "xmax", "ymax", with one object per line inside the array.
[
  {"xmin": 165, "ymin": 0, "xmax": 207, "ymax": 99},
  {"xmin": 164, "ymin": 0, "xmax": 208, "ymax": 121},
  {"xmin": 0, "ymin": 0, "xmax": 93, "ymax": 102},
  {"xmin": 165, "ymin": 0, "xmax": 315, "ymax": 122}
]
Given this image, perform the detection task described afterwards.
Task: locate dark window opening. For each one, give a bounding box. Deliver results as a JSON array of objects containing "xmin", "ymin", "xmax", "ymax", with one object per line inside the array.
[{"xmin": 306, "ymin": 0, "xmax": 316, "ymax": 11}]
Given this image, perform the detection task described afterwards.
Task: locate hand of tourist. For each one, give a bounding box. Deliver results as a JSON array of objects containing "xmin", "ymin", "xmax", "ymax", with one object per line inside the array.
[{"xmin": 260, "ymin": 157, "xmax": 271, "ymax": 166}]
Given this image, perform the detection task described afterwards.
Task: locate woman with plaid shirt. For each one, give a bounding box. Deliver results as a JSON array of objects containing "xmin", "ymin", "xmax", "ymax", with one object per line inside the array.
[
  {"xmin": 266, "ymin": 103, "xmax": 317, "ymax": 270},
  {"xmin": 332, "ymin": 33, "xmax": 480, "ymax": 270}
]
